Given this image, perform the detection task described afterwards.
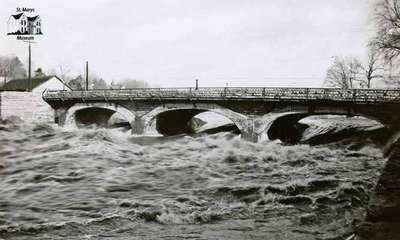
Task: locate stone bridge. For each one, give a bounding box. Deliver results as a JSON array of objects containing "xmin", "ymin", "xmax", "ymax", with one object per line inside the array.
[
  {"xmin": 43, "ymin": 87, "xmax": 400, "ymax": 142},
  {"xmin": 43, "ymin": 87, "xmax": 400, "ymax": 238}
]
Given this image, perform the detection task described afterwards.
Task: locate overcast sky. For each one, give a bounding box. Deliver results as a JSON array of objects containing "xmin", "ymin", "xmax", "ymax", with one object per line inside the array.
[{"xmin": 0, "ymin": 0, "xmax": 374, "ymax": 87}]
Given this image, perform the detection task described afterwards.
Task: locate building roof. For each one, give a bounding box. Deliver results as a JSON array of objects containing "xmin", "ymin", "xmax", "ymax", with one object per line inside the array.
[
  {"xmin": 27, "ymin": 16, "xmax": 39, "ymax": 22},
  {"xmin": 1, "ymin": 75, "xmax": 71, "ymax": 91},
  {"xmin": 12, "ymin": 13, "xmax": 24, "ymax": 20}
]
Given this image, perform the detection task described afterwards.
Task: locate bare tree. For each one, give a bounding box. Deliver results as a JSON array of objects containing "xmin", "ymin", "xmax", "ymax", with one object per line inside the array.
[
  {"xmin": 0, "ymin": 56, "xmax": 27, "ymax": 81},
  {"xmin": 88, "ymin": 72, "xmax": 109, "ymax": 89},
  {"xmin": 324, "ymin": 56, "xmax": 363, "ymax": 89},
  {"xmin": 372, "ymin": 0, "xmax": 400, "ymax": 61},
  {"xmin": 360, "ymin": 48, "xmax": 384, "ymax": 88},
  {"xmin": 0, "ymin": 59, "xmax": 9, "ymax": 84}
]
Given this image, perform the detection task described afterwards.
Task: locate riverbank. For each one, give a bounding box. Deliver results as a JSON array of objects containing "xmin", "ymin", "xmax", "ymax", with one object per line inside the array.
[{"xmin": 356, "ymin": 138, "xmax": 400, "ymax": 240}]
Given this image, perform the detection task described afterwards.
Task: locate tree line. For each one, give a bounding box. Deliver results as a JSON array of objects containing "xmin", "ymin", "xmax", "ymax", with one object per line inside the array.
[
  {"xmin": 0, "ymin": 56, "xmax": 27, "ymax": 82},
  {"xmin": 325, "ymin": 0, "xmax": 400, "ymax": 89},
  {"xmin": 0, "ymin": 56, "xmax": 149, "ymax": 90}
]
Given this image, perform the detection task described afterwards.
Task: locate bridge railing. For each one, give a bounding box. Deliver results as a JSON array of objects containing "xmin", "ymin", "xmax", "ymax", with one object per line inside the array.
[{"xmin": 42, "ymin": 87, "xmax": 400, "ymax": 103}]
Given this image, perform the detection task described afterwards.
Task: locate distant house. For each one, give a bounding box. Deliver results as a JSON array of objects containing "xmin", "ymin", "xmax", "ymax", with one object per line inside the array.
[
  {"xmin": 1, "ymin": 75, "xmax": 71, "ymax": 94},
  {"xmin": 34, "ymin": 68, "xmax": 45, "ymax": 77},
  {"xmin": 7, "ymin": 13, "xmax": 42, "ymax": 35}
]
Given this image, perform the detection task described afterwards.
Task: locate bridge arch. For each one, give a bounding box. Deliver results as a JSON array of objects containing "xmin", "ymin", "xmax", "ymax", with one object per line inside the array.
[
  {"xmin": 259, "ymin": 110, "xmax": 385, "ymax": 143},
  {"xmin": 64, "ymin": 103, "xmax": 136, "ymax": 128},
  {"xmin": 140, "ymin": 104, "xmax": 249, "ymax": 137}
]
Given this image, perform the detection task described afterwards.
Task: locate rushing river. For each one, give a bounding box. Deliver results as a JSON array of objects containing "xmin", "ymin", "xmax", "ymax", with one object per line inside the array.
[{"xmin": 0, "ymin": 115, "xmax": 387, "ymax": 240}]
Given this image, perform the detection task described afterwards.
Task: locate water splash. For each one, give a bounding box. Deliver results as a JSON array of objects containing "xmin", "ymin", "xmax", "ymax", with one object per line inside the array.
[{"xmin": 0, "ymin": 116, "xmax": 387, "ymax": 240}]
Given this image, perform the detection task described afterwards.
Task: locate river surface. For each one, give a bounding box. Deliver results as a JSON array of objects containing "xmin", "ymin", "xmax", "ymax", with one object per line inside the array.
[{"xmin": 0, "ymin": 115, "xmax": 387, "ymax": 240}]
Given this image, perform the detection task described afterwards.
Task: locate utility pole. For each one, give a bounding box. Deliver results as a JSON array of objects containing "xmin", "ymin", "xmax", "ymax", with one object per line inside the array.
[
  {"xmin": 28, "ymin": 42, "xmax": 31, "ymax": 90},
  {"xmin": 23, "ymin": 40, "xmax": 36, "ymax": 91},
  {"xmin": 85, "ymin": 61, "xmax": 89, "ymax": 91}
]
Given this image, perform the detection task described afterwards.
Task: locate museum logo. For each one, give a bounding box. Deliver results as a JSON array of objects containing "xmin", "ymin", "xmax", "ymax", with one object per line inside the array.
[{"xmin": 7, "ymin": 7, "xmax": 42, "ymax": 40}]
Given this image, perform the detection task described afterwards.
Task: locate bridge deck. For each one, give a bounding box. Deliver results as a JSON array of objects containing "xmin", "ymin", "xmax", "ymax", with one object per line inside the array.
[{"xmin": 42, "ymin": 87, "xmax": 400, "ymax": 103}]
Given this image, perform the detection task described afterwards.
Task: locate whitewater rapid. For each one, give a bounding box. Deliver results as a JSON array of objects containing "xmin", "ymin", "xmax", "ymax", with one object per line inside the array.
[{"xmin": 0, "ymin": 116, "xmax": 387, "ymax": 240}]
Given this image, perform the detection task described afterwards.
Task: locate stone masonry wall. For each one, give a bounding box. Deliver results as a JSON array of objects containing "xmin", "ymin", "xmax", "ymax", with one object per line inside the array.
[{"xmin": 0, "ymin": 91, "xmax": 54, "ymax": 123}]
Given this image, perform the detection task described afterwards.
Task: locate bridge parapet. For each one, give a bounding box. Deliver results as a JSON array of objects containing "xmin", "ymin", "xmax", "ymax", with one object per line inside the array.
[{"xmin": 43, "ymin": 87, "xmax": 400, "ymax": 103}]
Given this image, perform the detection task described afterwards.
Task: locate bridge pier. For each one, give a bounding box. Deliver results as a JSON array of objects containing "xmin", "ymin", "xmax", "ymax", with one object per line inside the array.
[
  {"xmin": 131, "ymin": 116, "xmax": 145, "ymax": 134},
  {"xmin": 241, "ymin": 127, "xmax": 258, "ymax": 142},
  {"xmin": 241, "ymin": 117, "xmax": 267, "ymax": 142},
  {"xmin": 54, "ymin": 108, "xmax": 68, "ymax": 125}
]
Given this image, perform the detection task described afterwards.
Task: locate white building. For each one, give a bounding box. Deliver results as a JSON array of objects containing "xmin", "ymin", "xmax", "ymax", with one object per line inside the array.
[
  {"xmin": 0, "ymin": 76, "xmax": 71, "ymax": 122},
  {"xmin": 1, "ymin": 75, "xmax": 71, "ymax": 93}
]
